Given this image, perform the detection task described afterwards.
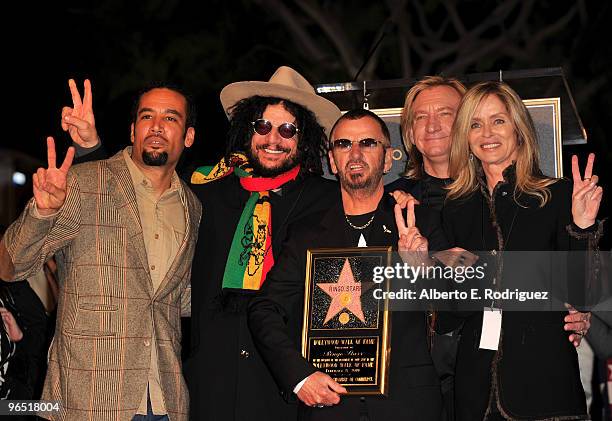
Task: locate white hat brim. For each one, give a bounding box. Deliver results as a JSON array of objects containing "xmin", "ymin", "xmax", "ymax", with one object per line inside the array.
[{"xmin": 220, "ymin": 81, "xmax": 341, "ymax": 135}]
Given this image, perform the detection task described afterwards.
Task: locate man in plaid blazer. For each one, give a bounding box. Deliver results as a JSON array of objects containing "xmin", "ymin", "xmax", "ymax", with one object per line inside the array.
[{"xmin": 0, "ymin": 84, "xmax": 201, "ymax": 421}]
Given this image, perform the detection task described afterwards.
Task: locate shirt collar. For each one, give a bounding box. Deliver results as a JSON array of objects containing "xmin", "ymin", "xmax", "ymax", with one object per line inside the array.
[
  {"xmin": 122, "ymin": 147, "xmax": 182, "ymax": 196},
  {"xmin": 476, "ymin": 161, "xmax": 517, "ymax": 190}
]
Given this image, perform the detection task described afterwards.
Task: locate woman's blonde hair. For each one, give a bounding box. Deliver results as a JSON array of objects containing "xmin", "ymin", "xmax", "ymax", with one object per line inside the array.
[
  {"xmin": 400, "ymin": 76, "xmax": 467, "ymax": 179},
  {"xmin": 446, "ymin": 81, "xmax": 555, "ymax": 206}
]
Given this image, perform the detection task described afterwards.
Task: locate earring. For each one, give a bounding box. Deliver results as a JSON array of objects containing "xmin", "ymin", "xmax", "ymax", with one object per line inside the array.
[{"xmin": 469, "ymin": 152, "xmax": 474, "ymax": 161}]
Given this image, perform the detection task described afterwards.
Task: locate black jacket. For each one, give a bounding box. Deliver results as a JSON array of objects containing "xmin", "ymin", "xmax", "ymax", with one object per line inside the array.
[
  {"xmin": 385, "ymin": 174, "xmax": 451, "ymax": 212},
  {"xmin": 185, "ymin": 173, "xmax": 339, "ymax": 421},
  {"xmin": 439, "ymin": 172, "xmax": 591, "ymax": 421},
  {"xmin": 386, "ymin": 175, "xmax": 458, "ymax": 421},
  {"xmin": 1, "ymin": 281, "xmax": 49, "ymax": 400},
  {"xmin": 248, "ymin": 191, "xmax": 444, "ymax": 421}
]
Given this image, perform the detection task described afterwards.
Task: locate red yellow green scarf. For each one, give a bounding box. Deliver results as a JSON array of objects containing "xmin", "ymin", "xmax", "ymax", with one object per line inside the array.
[{"xmin": 191, "ymin": 153, "xmax": 300, "ymax": 290}]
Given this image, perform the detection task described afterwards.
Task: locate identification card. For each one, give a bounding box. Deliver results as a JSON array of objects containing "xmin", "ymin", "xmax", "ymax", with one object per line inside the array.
[{"xmin": 479, "ymin": 307, "xmax": 502, "ymax": 351}]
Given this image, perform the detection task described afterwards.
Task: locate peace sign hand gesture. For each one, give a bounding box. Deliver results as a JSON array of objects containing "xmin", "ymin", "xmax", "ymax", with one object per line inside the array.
[
  {"xmin": 394, "ymin": 199, "xmax": 428, "ymax": 253},
  {"xmin": 571, "ymin": 153, "xmax": 603, "ymax": 229},
  {"xmin": 33, "ymin": 137, "xmax": 75, "ymax": 216},
  {"xmin": 60, "ymin": 79, "xmax": 99, "ymax": 148}
]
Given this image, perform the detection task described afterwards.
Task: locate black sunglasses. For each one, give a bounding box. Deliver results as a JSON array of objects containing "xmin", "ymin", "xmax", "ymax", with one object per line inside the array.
[
  {"xmin": 252, "ymin": 119, "xmax": 299, "ymax": 139},
  {"xmin": 332, "ymin": 138, "xmax": 385, "ymax": 151}
]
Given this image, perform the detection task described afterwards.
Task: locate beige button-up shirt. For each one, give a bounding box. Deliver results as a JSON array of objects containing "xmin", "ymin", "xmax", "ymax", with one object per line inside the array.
[{"xmin": 124, "ymin": 149, "xmax": 186, "ymax": 416}]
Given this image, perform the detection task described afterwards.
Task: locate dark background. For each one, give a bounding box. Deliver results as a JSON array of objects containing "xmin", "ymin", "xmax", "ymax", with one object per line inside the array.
[
  {"xmin": 1, "ymin": 2, "xmax": 611, "ymax": 418},
  {"xmin": 3, "ymin": 0, "xmax": 611, "ymax": 246}
]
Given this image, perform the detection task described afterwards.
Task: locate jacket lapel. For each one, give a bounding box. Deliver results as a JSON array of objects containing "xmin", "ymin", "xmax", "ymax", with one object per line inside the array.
[
  {"xmin": 105, "ymin": 151, "xmax": 154, "ymax": 295},
  {"xmin": 319, "ymin": 197, "xmax": 351, "ymax": 248},
  {"xmin": 368, "ymin": 195, "xmax": 398, "ymax": 248}
]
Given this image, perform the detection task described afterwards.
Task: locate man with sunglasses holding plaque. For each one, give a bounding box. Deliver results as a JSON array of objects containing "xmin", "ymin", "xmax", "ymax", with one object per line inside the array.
[
  {"xmin": 249, "ymin": 108, "xmax": 446, "ymax": 421},
  {"xmin": 185, "ymin": 67, "xmax": 343, "ymax": 421}
]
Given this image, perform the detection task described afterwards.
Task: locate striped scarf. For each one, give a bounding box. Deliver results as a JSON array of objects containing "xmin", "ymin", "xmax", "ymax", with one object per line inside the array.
[{"xmin": 191, "ymin": 153, "xmax": 300, "ymax": 290}]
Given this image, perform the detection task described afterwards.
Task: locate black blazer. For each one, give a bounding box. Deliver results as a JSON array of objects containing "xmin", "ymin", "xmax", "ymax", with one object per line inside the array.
[
  {"xmin": 248, "ymin": 191, "xmax": 444, "ymax": 421},
  {"xmin": 439, "ymin": 176, "xmax": 590, "ymax": 420},
  {"xmin": 185, "ymin": 173, "xmax": 340, "ymax": 421}
]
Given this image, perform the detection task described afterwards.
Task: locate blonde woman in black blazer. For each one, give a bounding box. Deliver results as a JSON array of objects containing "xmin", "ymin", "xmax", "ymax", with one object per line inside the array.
[{"xmin": 439, "ymin": 81, "xmax": 603, "ymax": 420}]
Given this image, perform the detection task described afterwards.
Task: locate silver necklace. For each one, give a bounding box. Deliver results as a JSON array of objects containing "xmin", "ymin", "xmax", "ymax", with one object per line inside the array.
[{"xmin": 344, "ymin": 213, "xmax": 375, "ymax": 230}]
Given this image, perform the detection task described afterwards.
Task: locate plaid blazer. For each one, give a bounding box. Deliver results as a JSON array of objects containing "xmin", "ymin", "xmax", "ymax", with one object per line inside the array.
[{"xmin": 2, "ymin": 150, "xmax": 201, "ymax": 421}]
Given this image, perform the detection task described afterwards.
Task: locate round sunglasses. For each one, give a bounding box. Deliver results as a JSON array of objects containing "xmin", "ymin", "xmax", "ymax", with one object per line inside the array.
[
  {"xmin": 251, "ymin": 119, "xmax": 299, "ymax": 139},
  {"xmin": 332, "ymin": 138, "xmax": 385, "ymax": 151}
]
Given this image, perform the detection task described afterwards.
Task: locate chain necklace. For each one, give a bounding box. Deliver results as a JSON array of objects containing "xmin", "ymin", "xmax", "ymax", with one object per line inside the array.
[{"xmin": 344, "ymin": 213, "xmax": 375, "ymax": 230}]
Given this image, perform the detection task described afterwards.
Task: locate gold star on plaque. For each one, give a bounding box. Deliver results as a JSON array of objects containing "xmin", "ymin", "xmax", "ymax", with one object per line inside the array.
[{"xmin": 317, "ymin": 258, "xmax": 374, "ymax": 325}]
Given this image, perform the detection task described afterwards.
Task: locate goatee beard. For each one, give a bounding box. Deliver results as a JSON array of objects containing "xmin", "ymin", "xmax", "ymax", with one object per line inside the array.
[
  {"xmin": 342, "ymin": 173, "xmax": 380, "ymax": 192},
  {"xmin": 339, "ymin": 159, "xmax": 384, "ymax": 194},
  {"xmin": 142, "ymin": 151, "xmax": 168, "ymax": 166}
]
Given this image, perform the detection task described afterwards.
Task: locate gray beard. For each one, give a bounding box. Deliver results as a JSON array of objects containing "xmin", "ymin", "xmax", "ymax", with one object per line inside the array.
[
  {"xmin": 338, "ymin": 157, "xmax": 385, "ymax": 195},
  {"xmin": 142, "ymin": 151, "xmax": 168, "ymax": 166},
  {"xmin": 340, "ymin": 171, "xmax": 383, "ymax": 195}
]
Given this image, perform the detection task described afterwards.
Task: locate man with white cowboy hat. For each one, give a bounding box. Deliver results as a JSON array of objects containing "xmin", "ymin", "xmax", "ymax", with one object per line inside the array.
[{"xmin": 185, "ymin": 66, "xmax": 342, "ymax": 421}]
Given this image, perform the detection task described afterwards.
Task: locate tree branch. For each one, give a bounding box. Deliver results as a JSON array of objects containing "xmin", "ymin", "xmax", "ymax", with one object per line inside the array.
[
  {"xmin": 410, "ymin": 0, "xmax": 436, "ymax": 38},
  {"xmin": 254, "ymin": 0, "xmax": 328, "ymax": 64},
  {"xmin": 529, "ymin": 5, "xmax": 578, "ymax": 49},
  {"xmin": 443, "ymin": 0, "xmax": 466, "ymax": 36},
  {"xmin": 390, "ymin": 1, "xmax": 413, "ymax": 77},
  {"xmin": 295, "ymin": 0, "xmax": 360, "ymax": 76}
]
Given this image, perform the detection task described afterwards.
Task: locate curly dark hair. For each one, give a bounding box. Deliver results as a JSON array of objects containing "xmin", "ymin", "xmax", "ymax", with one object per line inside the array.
[{"xmin": 225, "ymin": 96, "xmax": 327, "ymax": 175}]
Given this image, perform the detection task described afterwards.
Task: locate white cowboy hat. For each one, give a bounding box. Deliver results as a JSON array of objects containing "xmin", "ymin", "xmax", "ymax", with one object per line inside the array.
[{"xmin": 220, "ymin": 66, "xmax": 341, "ymax": 134}]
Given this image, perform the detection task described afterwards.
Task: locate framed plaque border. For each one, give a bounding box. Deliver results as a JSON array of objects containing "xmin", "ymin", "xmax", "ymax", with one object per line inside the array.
[
  {"xmin": 522, "ymin": 97, "xmax": 563, "ymax": 177},
  {"xmin": 301, "ymin": 246, "xmax": 392, "ymax": 396}
]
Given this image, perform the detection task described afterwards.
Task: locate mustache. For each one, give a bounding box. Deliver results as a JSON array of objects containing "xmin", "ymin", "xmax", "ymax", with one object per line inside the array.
[
  {"xmin": 256, "ymin": 144, "xmax": 292, "ymax": 153},
  {"xmin": 345, "ymin": 159, "xmax": 368, "ymax": 169},
  {"xmin": 145, "ymin": 134, "xmax": 169, "ymax": 143}
]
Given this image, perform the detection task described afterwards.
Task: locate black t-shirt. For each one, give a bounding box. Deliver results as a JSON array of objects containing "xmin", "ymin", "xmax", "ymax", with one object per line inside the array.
[{"xmin": 343, "ymin": 211, "xmax": 376, "ymax": 246}]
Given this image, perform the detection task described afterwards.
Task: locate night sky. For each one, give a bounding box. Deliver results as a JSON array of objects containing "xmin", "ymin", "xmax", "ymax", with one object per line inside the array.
[{"xmin": 4, "ymin": 0, "xmax": 611, "ymax": 244}]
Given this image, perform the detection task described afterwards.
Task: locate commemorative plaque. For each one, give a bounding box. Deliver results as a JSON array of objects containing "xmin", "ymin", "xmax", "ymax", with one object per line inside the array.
[{"xmin": 301, "ymin": 247, "xmax": 392, "ymax": 395}]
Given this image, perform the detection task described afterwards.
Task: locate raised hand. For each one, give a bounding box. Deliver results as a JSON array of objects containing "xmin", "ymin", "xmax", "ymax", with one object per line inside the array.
[
  {"xmin": 296, "ymin": 371, "xmax": 346, "ymax": 407},
  {"xmin": 389, "ymin": 190, "xmax": 420, "ymax": 208},
  {"xmin": 33, "ymin": 137, "xmax": 75, "ymax": 216},
  {"xmin": 60, "ymin": 79, "xmax": 99, "ymax": 148},
  {"xmin": 395, "ymin": 199, "xmax": 428, "ymax": 253},
  {"xmin": 571, "ymin": 153, "xmax": 603, "ymax": 228}
]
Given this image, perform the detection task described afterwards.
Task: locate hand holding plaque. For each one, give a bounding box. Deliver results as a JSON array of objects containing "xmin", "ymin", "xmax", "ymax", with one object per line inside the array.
[{"xmin": 297, "ymin": 371, "xmax": 347, "ymax": 407}]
